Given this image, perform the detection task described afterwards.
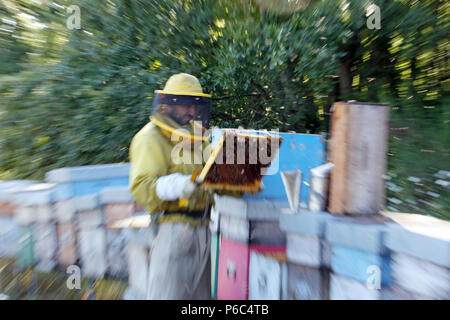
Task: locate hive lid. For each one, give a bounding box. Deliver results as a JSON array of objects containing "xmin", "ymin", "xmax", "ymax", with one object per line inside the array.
[
  {"xmin": 13, "ymin": 183, "xmax": 56, "ymax": 206},
  {"xmin": 46, "ymin": 163, "xmax": 130, "ymax": 183},
  {"xmin": 0, "ymin": 181, "xmax": 40, "ymax": 201}
]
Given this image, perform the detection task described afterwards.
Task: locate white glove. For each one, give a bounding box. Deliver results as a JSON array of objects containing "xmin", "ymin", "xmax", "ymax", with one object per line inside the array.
[{"xmin": 155, "ymin": 173, "xmax": 196, "ymax": 201}]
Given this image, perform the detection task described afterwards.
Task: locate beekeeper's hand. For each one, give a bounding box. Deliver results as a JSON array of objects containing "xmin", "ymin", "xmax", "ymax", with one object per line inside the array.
[{"xmin": 156, "ymin": 173, "xmax": 196, "ymax": 201}]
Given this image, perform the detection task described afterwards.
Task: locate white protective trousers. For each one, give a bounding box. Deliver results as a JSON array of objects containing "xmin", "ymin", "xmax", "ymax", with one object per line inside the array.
[{"xmin": 146, "ymin": 222, "xmax": 211, "ymax": 300}]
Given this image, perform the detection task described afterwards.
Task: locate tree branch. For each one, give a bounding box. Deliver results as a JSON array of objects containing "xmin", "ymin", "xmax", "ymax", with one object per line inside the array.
[{"xmin": 212, "ymin": 92, "xmax": 261, "ymax": 101}]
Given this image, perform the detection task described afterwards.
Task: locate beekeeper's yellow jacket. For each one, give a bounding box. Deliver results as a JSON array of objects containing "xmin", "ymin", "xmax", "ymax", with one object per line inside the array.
[{"xmin": 129, "ymin": 120, "xmax": 214, "ymax": 227}]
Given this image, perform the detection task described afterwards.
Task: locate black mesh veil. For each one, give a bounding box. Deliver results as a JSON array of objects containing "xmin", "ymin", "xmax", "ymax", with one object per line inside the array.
[{"xmin": 151, "ymin": 92, "xmax": 211, "ymax": 141}]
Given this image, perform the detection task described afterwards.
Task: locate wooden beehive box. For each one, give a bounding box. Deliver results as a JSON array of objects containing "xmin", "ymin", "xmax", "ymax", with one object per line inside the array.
[
  {"xmin": 328, "ymin": 101, "xmax": 389, "ymax": 215},
  {"xmin": 198, "ymin": 130, "xmax": 283, "ymax": 192}
]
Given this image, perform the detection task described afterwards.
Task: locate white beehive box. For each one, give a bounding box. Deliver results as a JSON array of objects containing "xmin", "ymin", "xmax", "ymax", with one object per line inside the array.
[
  {"xmin": 330, "ymin": 273, "xmax": 382, "ymax": 300},
  {"xmin": 78, "ymin": 228, "xmax": 107, "ymax": 278},
  {"xmin": 106, "ymin": 229, "xmax": 129, "ymax": 279},
  {"xmin": 13, "ymin": 183, "xmax": 58, "ymax": 271},
  {"xmin": 56, "ymin": 194, "xmax": 103, "ymax": 268},
  {"xmin": 383, "ymin": 211, "xmax": 450, "ymax": 300},
  {"xmin": 125, "ymin": 241, "xmax": 150, "ymax": 299},
  {"xmin": 120, "ymin": 217, "xmax": 153, "ymax": 300},
  {"xmin": 33, "ymin": 223, "xmax": 58, "ymax": 272},
  {"xmin": 100, "ymin": 186, "xmax": 135, "ymax": 228},
  {"xmin": 0, "ymin": 217, "xmax": 20, "ymax": 258},
  {"xmin": 56, "ymin": 222, "xmax": 78, "ymax": 267},
  {"xmin": 287, "ymin": 263, "xmax": 329, "ymax": 300},
  {"xmin": 13, "ymin": 183, "xmax": 56, "ymax": 226},
  {"xmin": 0, "ymin": 180, "xmax": 38, "ymax": 217},
  {"xmin": 248, "ymin": 252, "xmax": 287, "ymax": 300}
]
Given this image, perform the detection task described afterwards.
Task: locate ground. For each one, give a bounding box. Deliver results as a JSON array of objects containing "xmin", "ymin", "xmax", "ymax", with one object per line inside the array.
[{"xmin": 0, "ymin": 258, "xmax": 127, "ymax": 300}]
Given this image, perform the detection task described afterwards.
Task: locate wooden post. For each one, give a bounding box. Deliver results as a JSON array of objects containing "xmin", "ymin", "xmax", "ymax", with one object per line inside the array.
[{"xmin": 328, "ymin": 101, "xmax": 389, "ymax": 215}]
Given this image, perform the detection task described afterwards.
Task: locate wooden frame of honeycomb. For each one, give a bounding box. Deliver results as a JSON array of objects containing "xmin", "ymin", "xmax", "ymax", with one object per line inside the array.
[{"xmin": 197, "ymin": 130, "xmax": 283, "ymax": 192}]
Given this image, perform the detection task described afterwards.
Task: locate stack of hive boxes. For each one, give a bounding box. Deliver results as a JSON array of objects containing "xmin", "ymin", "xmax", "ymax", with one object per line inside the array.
[
  {"xmin": 63, "ymin": 187, "xmax": 135, "ymax": 279},
  {"xmin": 100, "ymin": 186, "xmax": 136, "ymax": 279},
  {"xmin": 215, "ymin": 195, "xmax": 288, "ymax": 300},
  {"xmin": 278, "ymin": 102, "xmax": 450, "ymax": 300},
  {"xmin": 57, "ymin": 193, "xmax": 105, "ymax": 276},
  {"xmin": 2, "ymin": 163, "xmax": 156, "ymax": 288},
  {"xmin": 248, "ymin": 248, "xmax": 288, "ymax": 299},
  {"xmin": 325, "ymin": 216, "xmax": 391, "ymax": 299},
  {"xmin": 13, "ymin": 183, "xmax": 58, "ymax": 272},
  {"xmin": 280, "ymin": 205, "xmax": 450, "ymax": 300},
  {"xmin": 47, "ymin": 164, "xmax": 130, "ymax": 274},
  {"xmin": 382, "ymin": 211, "xmax": 450, "ymax": 299},
  {"xmin": 279, "ymin": 211, "xmax": 332, "ymax": 299},
  {"xmin": 323, "ymin": 101, "xmax": 392, "ymax": 300},
  {"xmin": 211, "ymin": 130, "xmax": 325, "ymax": 300},
  {"xmin": 53, "ymin": 198, "xmax": 78, "ymax": 268},
  {"xmin": 121, "ymin": 218, "xmax": 154, "ymax": 300},
  {"xmin": 0, "ymin": 181, "xmax": 38, "ymax": 260}
]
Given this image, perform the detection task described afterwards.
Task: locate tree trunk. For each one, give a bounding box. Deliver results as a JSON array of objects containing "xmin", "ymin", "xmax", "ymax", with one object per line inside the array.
[
  {"xmin": 339, "ymin": 31, "xmax": 359, "ymax": 96},
  {"xmin": 339, "ymin": 59, "xmax": 353, "ymax": 96}
]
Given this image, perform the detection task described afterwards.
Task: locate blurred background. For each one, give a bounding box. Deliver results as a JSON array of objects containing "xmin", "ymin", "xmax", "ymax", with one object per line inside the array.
[
  {"xmin": 0, "ymin": 2, "xmax": 448, "ymax": 300},
  {"xmin": 0, "ymin": 0, "xmax": 448, "ymax": 219}
]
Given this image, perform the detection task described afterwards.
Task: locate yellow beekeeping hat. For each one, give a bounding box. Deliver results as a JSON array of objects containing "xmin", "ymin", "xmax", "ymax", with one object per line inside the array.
[{"xmin": 155, "ymin": 73, "xmax": 211, "ymax": 97}]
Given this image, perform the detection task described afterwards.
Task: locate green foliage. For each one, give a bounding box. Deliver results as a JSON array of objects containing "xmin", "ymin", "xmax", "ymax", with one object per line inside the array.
[{"xmin": 0, "ymin": 0, "xmax": 448, "ymax": 218}]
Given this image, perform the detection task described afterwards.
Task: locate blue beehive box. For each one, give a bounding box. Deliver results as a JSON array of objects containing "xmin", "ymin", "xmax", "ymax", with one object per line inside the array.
[
  {"xmin": 45, "ymin": 163, "xmax": 130, "ymax": 201},
  {"xmin": 211, "ymin": 129, "xmax": 325, "ymax": 205}
]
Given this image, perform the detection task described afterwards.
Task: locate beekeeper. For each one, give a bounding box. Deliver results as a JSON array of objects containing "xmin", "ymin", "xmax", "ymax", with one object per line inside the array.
[{"xmin": 129, "ymin": 73, "xmax": 215, "ymax": 299}]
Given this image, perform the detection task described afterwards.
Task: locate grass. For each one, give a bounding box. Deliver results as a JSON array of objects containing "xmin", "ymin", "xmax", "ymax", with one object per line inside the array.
[{"xmin": 0, "ymin": 258, "xmax": 128, "ymax": 300}]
